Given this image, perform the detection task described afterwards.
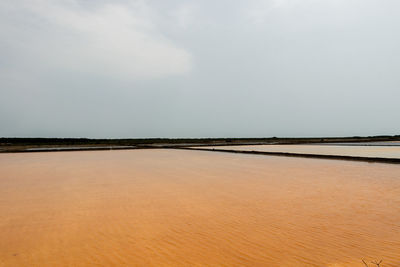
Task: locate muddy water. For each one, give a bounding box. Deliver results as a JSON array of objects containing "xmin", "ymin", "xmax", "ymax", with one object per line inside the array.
[
  {"xmin": 0, "ymin": 150, "xmax": 400, "ymax": 266},
  {"xmin": 196, "ymin": 145, "xmax": 400, "ymax": 159}
]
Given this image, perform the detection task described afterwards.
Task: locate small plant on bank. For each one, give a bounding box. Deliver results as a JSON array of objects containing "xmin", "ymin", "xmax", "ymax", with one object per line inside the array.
[{"xmin": 362, "ymin": 259, "xmax": 383, "ymax": 267}]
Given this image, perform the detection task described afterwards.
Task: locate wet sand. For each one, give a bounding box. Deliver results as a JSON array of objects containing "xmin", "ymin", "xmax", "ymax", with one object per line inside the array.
[{"xmin": 1, "ymin": 150, "xmax": 400, "ymax": 266}]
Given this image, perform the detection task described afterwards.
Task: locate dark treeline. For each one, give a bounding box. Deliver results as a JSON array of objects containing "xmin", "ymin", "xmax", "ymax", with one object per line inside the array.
[{"xmin": 1, "ymin": 135, "xmax": 400, "ymax": 146}]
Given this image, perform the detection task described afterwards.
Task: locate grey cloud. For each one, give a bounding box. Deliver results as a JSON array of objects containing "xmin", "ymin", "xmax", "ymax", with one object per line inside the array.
[{"xmin": 1, "ymin": 0, "xmax": 399, "ymax": 138}]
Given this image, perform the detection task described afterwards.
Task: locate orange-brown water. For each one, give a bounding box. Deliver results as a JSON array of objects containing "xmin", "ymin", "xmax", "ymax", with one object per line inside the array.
[{"xmin": 0, "ymin": 150, "xmax": 400, "ymax": 266}]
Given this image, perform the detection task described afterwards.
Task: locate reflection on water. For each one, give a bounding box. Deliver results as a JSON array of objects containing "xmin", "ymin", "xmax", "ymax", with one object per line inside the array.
[
  {"xmin": 317, "ymin": 141, "xmax": 400, "ymax": 146},
  {"xmin": 1, "ymin": 150, "xmax": 400, "ymax": 266},
  {"xmin": 196, "ymin": 144, "xmax": 400, "ymax": 159}
]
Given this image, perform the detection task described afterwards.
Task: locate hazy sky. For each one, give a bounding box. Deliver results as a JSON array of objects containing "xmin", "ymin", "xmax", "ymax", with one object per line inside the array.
[{"xmin": 1, "ymin": 0, "xmax": 399, "ymax": 138}]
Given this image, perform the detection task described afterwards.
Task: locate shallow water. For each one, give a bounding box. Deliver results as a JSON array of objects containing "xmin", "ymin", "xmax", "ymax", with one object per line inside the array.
[
  {"xmin": 317, "ymin": 141, "xmax": 400, "ymax": 146},
  {"xmin": 196, "ymin": 144, "xmax": 400, "ymax": 159},
  {"xmin": 1, "ymin": 150, "xmax": 400, "ymax": 266}
]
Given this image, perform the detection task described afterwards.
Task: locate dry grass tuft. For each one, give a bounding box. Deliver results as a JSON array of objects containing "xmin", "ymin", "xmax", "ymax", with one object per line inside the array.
[{"xmin": 362, "ymin": 259, "xmax": 383, "ymax": 267}]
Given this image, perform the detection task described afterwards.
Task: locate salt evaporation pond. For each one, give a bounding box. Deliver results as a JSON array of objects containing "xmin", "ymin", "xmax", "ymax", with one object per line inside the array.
[
  {"xmin": 193, "ymin": 144, "xmax": 400, "ymax": 159},
  {"xmin": 1, "ymin": 149, "xmax": 400, "ymax": 266}
]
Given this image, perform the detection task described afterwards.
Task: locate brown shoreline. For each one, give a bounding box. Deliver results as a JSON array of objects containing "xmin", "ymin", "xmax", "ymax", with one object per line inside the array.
[
  {"xmin": 2, "ymin": 145, "xmax": 400, "ymax": 164},
  {"xmin": 2, "ymin": 135, "xmax": 400, "ymax": 154}
]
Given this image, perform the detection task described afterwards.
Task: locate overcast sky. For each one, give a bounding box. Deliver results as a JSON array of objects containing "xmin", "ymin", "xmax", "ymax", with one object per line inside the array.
[{"xmin": 1, "ymin": 0, "xmax": 399, "ymax": 138}]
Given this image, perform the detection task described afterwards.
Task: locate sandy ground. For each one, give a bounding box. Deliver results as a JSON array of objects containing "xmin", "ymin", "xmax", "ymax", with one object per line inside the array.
[{"xmin": 0, "ymin": 149, "xmax": 400, "ymax": 266}]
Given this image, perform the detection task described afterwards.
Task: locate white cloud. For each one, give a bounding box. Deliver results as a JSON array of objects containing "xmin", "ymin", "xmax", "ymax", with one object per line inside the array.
[{"xmin": 0, "ymin": 0, "xmax": 192, "ymax": 81}]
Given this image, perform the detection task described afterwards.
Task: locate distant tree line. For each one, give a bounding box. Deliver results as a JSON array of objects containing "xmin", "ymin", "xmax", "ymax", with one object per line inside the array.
[{"xmin": 1, "ymin": 135, "xmax": 399, "ymax": 146}]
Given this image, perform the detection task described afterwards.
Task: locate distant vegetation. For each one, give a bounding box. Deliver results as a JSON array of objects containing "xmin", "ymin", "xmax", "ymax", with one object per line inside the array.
[{"xmin": 1, "ymin": 135, "xmax": 399, "ymax": 146}]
